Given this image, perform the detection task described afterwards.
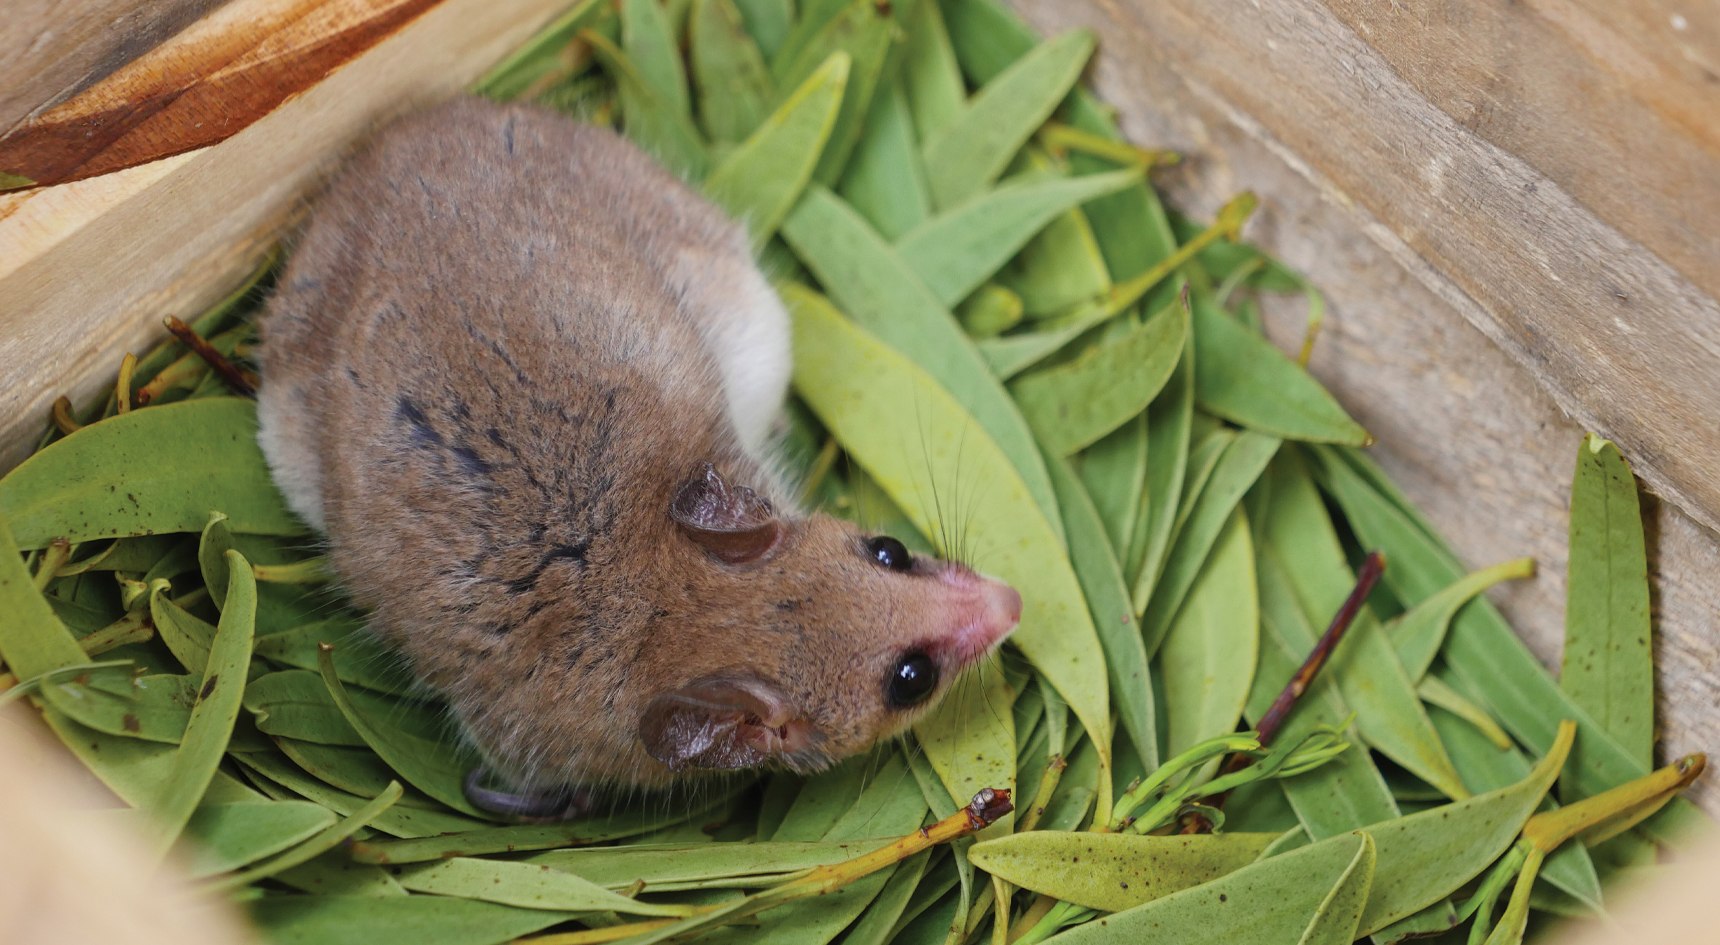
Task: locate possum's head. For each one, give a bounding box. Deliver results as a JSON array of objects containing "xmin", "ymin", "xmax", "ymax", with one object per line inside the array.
[{"xmin": 634, "ymin": 463, "xmax": 1021, "ymax": 776}]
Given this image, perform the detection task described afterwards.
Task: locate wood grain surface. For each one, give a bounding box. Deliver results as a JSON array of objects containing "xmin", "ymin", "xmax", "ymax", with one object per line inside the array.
[
  {"xmin": 1003, "ymin": 0, "xmax": 1720, "ymax": 813},
  {"xmin": 0, "ymin": 0, "xmax": 229, "ymax": 132},
  {"xmin": 0, "ymin": 0, "xmax": 446, "ymax": 190}
]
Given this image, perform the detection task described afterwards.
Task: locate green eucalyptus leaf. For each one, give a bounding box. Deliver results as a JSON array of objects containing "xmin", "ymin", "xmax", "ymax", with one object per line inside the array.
[
  {"xmin": 249, "ymin": 896, "xmax": 571, "ymax": 945},
  {"xmin": 969, "ymin": 831, "xmax": 1277, "ymax": 911},
  {"xmin": 584, "ymin": 28, "xmax": 710, "ymax": 180},
  {"xmin": 770, "ymin": 0, "xmax": 895, "ymax": 185},
  {"xmin": 840, "ymin": 80, "xmax": 933, "ymax": 241},
  {"xmin": 921, "ymin": 28, "xmax": 1094, "ymax": 209},
  {"xmin": 1045, "ymin": 451, "xmax": 1157, "ymax": 771},
  {"xmin": 621, "ymin": 0, "xmax": 692, "ymax": 118},
  {"xmin": 197, "ymin": 511, "xmax": 234, "ymax": 609},
  {"xmin": 703, "ymin": 51, "xmax": 848, "ymax": 250},
  {"xmin": 273, "ymin": 850, "xmax": 409, "ymax": 898},
  {"xmin": 1303, "ymin": 444, "xmax": 1705, "ymax": 844},
  {"xmin": 772, "ymin": 754, "xmax": 879, "ymax": 841},
  {"xmin": 1388, "ymin": 557, "xmax": 1535, "ymax": 683},
  {"xmin": 1562, "ymin": 434, "xmax": 1654, "ymax": 772},
  {"xmin": 147, "ymin": 550, "xmax": 256, "ymax": 855},
  {"xmin": 244, "ymin": 670, "xmax": 366, "ymax": 746},
  {"xmin": 1009, "ymin": 299, "xmax": 1185, "ymax": 457},
  {"xmin": 1048, "ymin": 831, "xmax": 1374, "ymax": 945},
  {"xmin": 1159, "ymin": 509, "xmax": 1258, "ymax": 763},
  {"xmin": 897, "ymin": 169, "xmax": 1139, "ymax": 308},
  {"xmin": 182, "ymin": 800, "xmax": 338, "ymax": 878},
  {"xmin": 474, "ymin": 0, "xmax": 615, "ymax": 100},
  {"xmin": 1128, "ymin": 331, "xmax": 1194, "ymax": 595},
  {"xmin": 1190, "ymin": 291, "xmax": 1370, "ymax": 447},
  {"xmin": 395, "ymin": 857, "xmax": 696, "ymax": 915},
  {"xmin": 37, "ymin": 667, "xmax": 198, "ymax": 743},
  {"xmin": 235, "ymin": 751, "xmax": 491, "ymax": 839},
  {"xmin": 690, "ymin": 0, "xmax": 776, "ymax": 143},
  {"xmin": 345, "ymin": 785, "xmax": 745, "ymax": 862},
  {"xmin": 253, "ymin": 618, "xmax": 415, "ymax": 696},
  {"xmin": 149, "ymin": 582, "xmax": 215, "ymax": 674},
  {"xmin": 0, "ymin": 398, "xmax": 303, "ymax": 550},
  {"xmin": 785, "ymin": 283, "xmax": 1110, "ymax": 783},
  {"xmin": 1080, "ymin": 412, "xmax": 1147, "ymax": 559},
  {"xmin": 779, "ymin": 188, "xmax": 1065, "ymax": 537},
  {"xmin": 733, "ymin": 0, "xmax": 791, "ymax": 59},
  {"xmin": 1140, "ymin": 431, "xmax": 1278, "ymax": 652},
  {"xmin": 901, "ymin": 0, "xmax": 965, "ymax": 143},
  {"xmin": 275, "ymin": 737, "xmax": 450, "ymax": 809},
  {"xmin": 316, "ymin": 649, "xmax": 491, "ymax": 818},
  {"xmin": 914, "ymin": 659, "xmax": 1016, "ymax": 837}
]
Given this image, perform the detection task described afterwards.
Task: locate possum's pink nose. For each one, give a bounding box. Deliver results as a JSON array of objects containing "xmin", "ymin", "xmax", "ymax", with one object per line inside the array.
[
  {"xmin": 933, "ymin": 568, "xmax": 1022, "ymax": 665},
  {"xmin": 989, "ymin": 582, "xmax": 1023, "ymax": 631}
]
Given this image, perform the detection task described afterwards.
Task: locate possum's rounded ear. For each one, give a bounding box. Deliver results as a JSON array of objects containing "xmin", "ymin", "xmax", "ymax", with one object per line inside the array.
[
  {"xmin": 639, "ymin": 676, "xmax": 817, "ymax": 772},
  {"xmin": 670, "ymin": 463, "xmax": 783, "ymax": 564}
]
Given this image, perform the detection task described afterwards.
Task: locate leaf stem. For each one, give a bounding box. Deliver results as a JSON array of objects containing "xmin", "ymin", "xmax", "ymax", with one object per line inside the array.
[{"xmin": 163, "ymin": 316, "xmax": 257, "ymax": 397}]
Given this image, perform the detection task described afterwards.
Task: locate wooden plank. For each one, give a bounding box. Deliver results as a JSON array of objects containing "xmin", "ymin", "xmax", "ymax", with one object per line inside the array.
[
  {"xmin": 1012, "ymin": 0, "xmax": 1720, "ymax": 540},
  {"xmin": 0, "ymin": 0, "xmax": 230, "ymax": 132},
  {"xmin": 0, "ymin": 0, "xmax": 447, "ymax": 190},
  {"xmin": 0, "ymin": 0, "xmax": 582, "ymax": 473},
  {"xmin": 1005, "ymin": 0, "xmax": 1720, "ymax": 815}
]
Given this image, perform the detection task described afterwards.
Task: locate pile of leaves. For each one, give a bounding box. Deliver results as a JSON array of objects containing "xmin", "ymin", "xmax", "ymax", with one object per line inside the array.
[{"xmin": 0, "ymin": 0, "xmax": 1708, "ymax": 943}]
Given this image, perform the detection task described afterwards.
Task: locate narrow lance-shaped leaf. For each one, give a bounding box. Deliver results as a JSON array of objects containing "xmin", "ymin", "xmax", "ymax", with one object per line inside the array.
[
  {"xmin": 733, "ymin": 0, "xmax": 792, "ymax": 59},
  {"xmin": 1128, "ymin": 327, "xmax": 1194, "ymax": 593},
  {"xmin": 770, "ymin": 0, "xmax": 896, "ymax": 185},
  {"xmin": 1191, "ymin": 289, "xmax": 1371, "ymax": 446},
  {"xmin": 1010, "ymin": 300, "xmax": 1186, "ymax": 457},
  {"xmin": 1389, "ymin": 556, "xmax": 1535, "ymax": 682},
  {"xmin": 147, "ymin": 549, "xmax": 257, "ymax": 857},
  {"xmin": 1044, "ymin": 450, "xmax": 1157, "ymax": 771},
  {"xmin": 394, "ymin": 857, "xmax": 701, "ymax": 916},
  {"xmin": 1140, "ymin": 430, "xmax": 1279, "ymax": 652},
  {"xmin": 198, "ymin": 510, "xmax": 235, "ymax": 609},
  {"xmin": 1081, "ymin": 411, "xmax": 1147, "ymax": 559},
  {"xmin": 621, "ymin": 0, "xmax": 692, "ymax": 118},
  {"xmin": 901, "ymin": 0, "xmax": 966, "ymax": 143},
  {"xmin": 1247, "ymin": 541, "xmax": 1401, "ymax": 841},
  {"xmin": 969, "ymin": 831, "xmax": 1278, "ymax": 912},
  {"xmin": 914, "ymin": 660, "xmax": 1016, "ymax": 837},
  {"xmin": 689, "ymin": 0, "xmax": 777, "ymax": 143},
  {"xmin": 249, "ymin": 896, "xmax": 572, "ymax": 945},
  {"xmin": 1048, "ymin": 831, "xmax": 1375, "ymax": 945},
  {"xmin": 921, "ymin": 28, "xmax": 1094, "ymax": 209},
  {"xmin": 1158, "ymin": 509, "xmax": 1258, "ymax": 763},
  {"xmin": 785, "ymin": 283, "xmax": 1111, "ymax": 792},
  {"xmin": 995, "ymin": 153, "xmax": 1114, "ymax": 318},
  {"xmin": 896, "ymin": 169, "xmax": 1140, "ymax": 307},
  {"xmin": 1304, "ymin": 444, "xmax": 1704, "ymax": 844},
  {"xmin": 0, "ymin": 398, "xmax": 303, "ymax": 550},
  {"xmin": 0, "ymin": 513, "xmax": 88, "ymax": 678},
  {"xmin": 1563, "ymin": 434, "xmax": 1654, "ymax": 772},
  {"xmin": 1261, "ymin": 452, "xmax": 1468, "ymax": 801},
  {"xmin": 779, "ymin": 187, "xmax": 1064, "ymax": 539},
  {"xmin": 581, "ymin": 29, "xmax": 710, "ymax": 181},
  {"xmin": 317, "ymin": 646, "xmax": 492, "ymax": 819},
  {"xmin": 703, "ymin": 51, "xmax": 849, "ymax": 250},
  {"xmin": 838, "ymin": 80, "xmax": 932, "ymax": 241},
  {"xmin": 474, "ymin": 0, "xmax": 616, "ymax": 100}
]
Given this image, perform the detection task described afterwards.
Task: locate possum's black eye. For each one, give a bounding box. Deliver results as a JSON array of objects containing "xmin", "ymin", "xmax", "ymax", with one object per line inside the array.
[
  {"xmin": 866, "ymin": 536, "xmax": 912, "ymax": 572},
  {"xmin": 887, "ymin": 652, "xmax": 938, "ymax": 707}
]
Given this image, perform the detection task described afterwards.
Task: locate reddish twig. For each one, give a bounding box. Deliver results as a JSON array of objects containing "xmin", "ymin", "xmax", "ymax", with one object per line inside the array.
[
  {"xmin": 163, "ymin": 316, "xmax": 257, "ymax": 397},
  {"xmin": 1185, "ymin": 551, "xmax": 1387, "ymax": 832}
]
